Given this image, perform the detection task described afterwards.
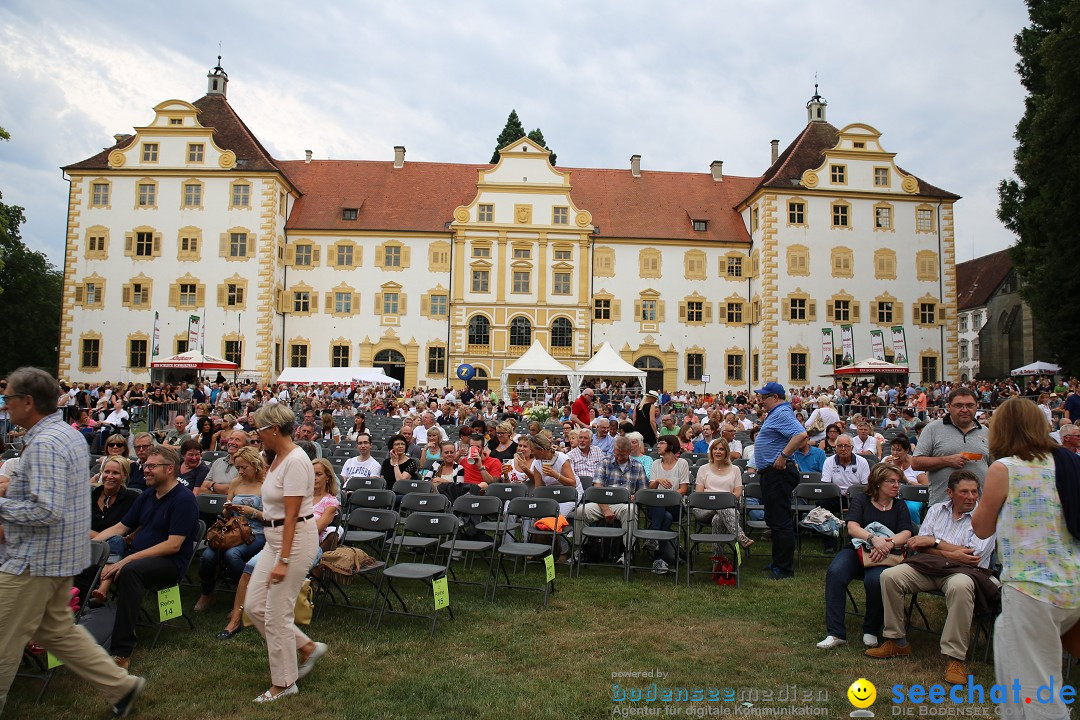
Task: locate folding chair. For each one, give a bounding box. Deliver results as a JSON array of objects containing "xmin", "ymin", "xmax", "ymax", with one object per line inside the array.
[
  {"xmin": 374, "ymin": 512, "xmax": 458, "ymax": 636},
  {"xmin": 741, "ymin": 482, "xmax": 768, "ymax": 539},
  {"xmin": 799, "ymin": 471, "xmax": 823, "ymax": 484},
  {"xmin": 201, "ymin": 450, "xmax": 228, "ymax": 464},
  {"xmin": 685, "ymin": 491, "xmax": 741, "ymax": 587},
  {"xmin": 528, "ymin": 485, "xmax": 578, "ymax": 570},
  {"xmin": 573, "ymin": 486, "xmax": 631, "ymax": 579},
  {"xmin": 442, "ymin": 495, "xmax": 501, "ymax": 593},
  {"xmin": 342, "ymin": 476, "xmax": 387, "ymax": 498},
  {"xmin": 627, "ymin": 489, "xmax": 683, "ymax": 583},
  {"xmin": 491, "ymin": 497, "xmax": 559, "ymax": 608},
  {"xmin": 392, "ymin": 493, "xmax": 450, "ymax": 560},
  {"xmin": 392, "ymin": 479, "xmax": 434, "ymax": 496},
  {"xmin": 140, "ymin": 519, "xmax": 205, "ymax": 649},
  {"xmin": 16, "ymin": 541, "xmax": 111, "ymax": 704},
  {"xmin": 342, "ymin": 490, "xmax": 396, "ymax": 554},
  {"xmin": 793, "ymin": 483, "xmax": 843, "ymax": 568},
  {"xmin": 196, "ymin": 493, "xmax": 228, "ymax": 517},
  {"xmin": 479, "ymin": 482, "xmax": 527, "ymax": 540},
  {"xmin": 313, "ymin": 508, "xmax": 397, "ymax": 625},
  {"xmin": 331, "ymin": 446, "xmax": 360, "ymax": 459}
]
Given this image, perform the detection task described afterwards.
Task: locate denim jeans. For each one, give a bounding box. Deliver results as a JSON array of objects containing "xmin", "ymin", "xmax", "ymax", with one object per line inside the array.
[
  {"xmin": 824, "ymin": 547, "xmax": 887, "ymax": 638},
  {"xmin": 199, "ymin": 534, "xmax": 266, "ymax": 592},
  {"xmin": 646, "ymin": 504, "xmax": 681, "ymax": 562}
]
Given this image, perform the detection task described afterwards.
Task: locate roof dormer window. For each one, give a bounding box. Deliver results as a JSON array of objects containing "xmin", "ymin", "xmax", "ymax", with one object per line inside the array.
[
  {"xmin": 692, "ymin": 220, "xmax": 707, "ymax": 232},
  {"xmin": 342, "ymin": 208, "xmax": 358, "ymax": 221}
]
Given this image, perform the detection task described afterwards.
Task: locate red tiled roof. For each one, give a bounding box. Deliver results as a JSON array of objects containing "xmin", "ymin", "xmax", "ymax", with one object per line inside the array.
[
  {"xmin": 750, "ymin": 121, "xmax": 959, "ymax": 201},
  {"xmin": 282, "ymin": 159, "xmax": 758, "ymax": 243},
  {"xmin": 64, "ymin": 94, "xmax": 286, "ymax": 176},
  {"xmin": 956, "ymin": 248, "xmax": 1013, "ymax": 310}
]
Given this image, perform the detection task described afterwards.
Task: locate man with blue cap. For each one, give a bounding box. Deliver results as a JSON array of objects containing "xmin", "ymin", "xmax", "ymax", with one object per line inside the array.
[{"xmin": 753, "ymin": 382, "xmax": 808, "ymax": 580}]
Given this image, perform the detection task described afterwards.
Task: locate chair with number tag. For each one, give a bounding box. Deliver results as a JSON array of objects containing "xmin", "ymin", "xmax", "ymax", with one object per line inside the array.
[
  {"xmin": 373, "ymin": 512, "xmax": 458, "ymax": 636},
  {"xmin": 137, "ymin": 520, "xmax": 204, "ymax": 648},
  {"xmin": 490, "ymin": 497, "xmax": 560, "ymax": 608},
  {"xmin": 442, "ymin": 495, "xmax": 501, "ymax": 595},
  {"xmin": 685, "ymin": 492, "xmax": 741, "ymax": 588},
  {"xmin": 313, "ymin": 509, "xmax": 397, "ymax": 626},
  {"xmin": 573, "ymin": 486, "xmax": 631, "ymax": 580}
]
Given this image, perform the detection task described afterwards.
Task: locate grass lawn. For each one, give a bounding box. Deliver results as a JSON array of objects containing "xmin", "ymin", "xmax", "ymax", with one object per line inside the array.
[{"xmin": 8, "ymin": 543, "xmax": 1007, "ymax": 720}]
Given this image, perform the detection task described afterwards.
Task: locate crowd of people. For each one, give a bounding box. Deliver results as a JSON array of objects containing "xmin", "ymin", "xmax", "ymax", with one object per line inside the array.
[{"xmin": 0, "ymin": 367, "xmax": 1078, "ymax": 717}]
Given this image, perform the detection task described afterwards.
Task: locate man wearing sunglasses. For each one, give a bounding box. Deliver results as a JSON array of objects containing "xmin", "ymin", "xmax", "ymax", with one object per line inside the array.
[{"xmin": 0, "ymin": 367, "xmax": 146, "ymax": 716}]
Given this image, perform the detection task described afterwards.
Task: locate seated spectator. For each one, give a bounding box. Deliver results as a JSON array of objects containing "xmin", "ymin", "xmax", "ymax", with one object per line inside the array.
[
  {"xmin": 195, "ymin": 416, "xmax": 216, "ymax": 451},
  {"xmin": 852, "ymin": 423, "xmax": 881, "ymax": 458},
  {"xmin": 792, "ymin": 435, "xmax": 827, "ymax": 474},
  {"xmin": 380, "ymin": 433, "xmax": 419, "ymax": 486},
  {"xmin": 429, "ymin": 442, "xmax": 465, "ymax": 491},
  {"xmin": 626, "ymin": 432, "xmax": 653, "ymax": 477},
  {"xmin": 693, "ymin": 423, "xmax": 716, "ymax": 453},
  {"xmin": 95, "ymin": 397, "xmax": 129, "ymax": 453},
  {"xmin": 195, "ymin": 446, "xmax": 266, "ymax": 612},
  {"xmin": 576, "ymin": 436, "xmax": 647, "ymax": 528},
  {"xmin": 317, "ymin": 413, "xmax": 340, "ymax": 444},
  {"xmin": 339, "ymin": 432, "xmax": 381, "ymax": 480},
  {"xmin": 159, "ymin": 415, "xmax": 191, "ymax": 449},
  {"xmin": 91, "ymin": 436, "xmax": 131, "ymax": 487},
  {"xmin": 1059, "ymin": 423, "xmax": 1080, "ymax": 455},
  {"xmin": 592, "ymin": 418, "xmax": 615, "ymax": 455},
  {"xmin": 693, "ymin": 438, "xmax": 753, "ymax": 550},
  {"xmin": 821, "ymin": 435, "xmax": 872, "ymax": 497},
  {"xmin": 92, "ymin": 445, "xmax": 199, "ymax": 668},
  {"xmin": 89, "ymin": 457, "xmax": 140, "ymax": 558},
  {"xmin": 817, "ymin": 464, "xmax": 912, "ymax": 650},
  {"xmin": 647, "ymin": 436, "xmax": 690, "ymax": 575},
  {"xmin": 866, "ymin": 471, "xmax": 997, "ymax": 686},
  {"xmin": 457, "ymin": 432, "xmax": 502, "ymax": 496},
  {"xmin": 719, "ymin": 424, "xmax": 743, "ymax": 459},
  {"xmin": 487, "ymin": 421, "xmax": 518, "ymax": 461},
  {"xmin": 177, "ymin": 439, "xmax": 210, "ymax": 491},
  {"xmin": 522, "ymin": 433, "xmax": 582, "ymax": 562},
  {"xmin": 345, "ymin": 414, "xmax": 368, "ymax": 443},
  {"xmin": 200, "ymin": 429, "xmax": 249, "ymax": 495},
  {"xmin": 676, "ymin": 424, "xmax": 695, "ymax": 454},
  {"xmin": 818, "ymin": 423, "xmax": 843, "ymax": 456},
  {"xmin": 568, "ymin": 429, "xmax": 605, "ymax": 481},
  {"xmin": 882, "ymin": 435, "xmax": 929, "ymax": 524}
]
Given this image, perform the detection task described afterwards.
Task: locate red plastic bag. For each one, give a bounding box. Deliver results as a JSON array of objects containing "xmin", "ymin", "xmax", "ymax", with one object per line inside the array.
[{"xmin": 711, "ymin": 555, "xmax": 736, "ymax": 586}]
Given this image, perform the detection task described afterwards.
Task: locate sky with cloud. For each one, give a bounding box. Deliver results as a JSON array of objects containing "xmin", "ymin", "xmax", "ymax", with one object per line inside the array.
[{"xmin": 0, "ymin": 0, "xmax": 1030, "ymax": 266}]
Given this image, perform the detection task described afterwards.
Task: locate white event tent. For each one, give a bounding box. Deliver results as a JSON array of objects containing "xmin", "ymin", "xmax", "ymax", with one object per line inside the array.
[
  {"xmin": 499, "ymin": 341, "xmax": 575, "ymax": 399},
  {"xmin": 275, "ymin": 366, "xmax": 401, "ymax": 386},
  {"xmin": 571, "ymin": 342, "xmax": 646, "ymax": 397}
]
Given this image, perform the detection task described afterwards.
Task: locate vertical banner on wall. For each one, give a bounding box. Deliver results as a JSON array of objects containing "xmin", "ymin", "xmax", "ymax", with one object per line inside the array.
[
  {"xmin": 199, "ymin": 310, "xmax": 206, "ymax": 354},
  {"xmin": 840, "ymin": 325, "xmax": 855, "ymax": 366},
  {"xmin": 891, "ymin": 326, "xmax": 909, "ymax": 366},
  {"xmin": 870, "ymin": 329, "xmax": 886, "ymax": 361},
  {"xmin": 821, "ymin": 328, "xmax": 834, "ymax": 366},
  {"xmin": 187, "ymin": 315, "xmax": 200, "ymax": 350},
  {"xmin": 151, "ymin": 311, "xmax": 160, "ymax": 357}
]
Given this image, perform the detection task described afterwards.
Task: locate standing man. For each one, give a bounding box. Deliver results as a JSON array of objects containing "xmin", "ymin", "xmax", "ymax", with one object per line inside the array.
[
  {"xmin": 753, "ymin": 382, "xmax": 808, "ymax": 580},
  {"xmin": 911, "ymin": 388, "xmax": 989, "ymax": 505},
  {"xmin": 0, "ymin": 367, "xmax": 145, "ymax": 716},
  {"xmin": 571, "ymin": 388, "xmax": 595, "ymax": 429}
]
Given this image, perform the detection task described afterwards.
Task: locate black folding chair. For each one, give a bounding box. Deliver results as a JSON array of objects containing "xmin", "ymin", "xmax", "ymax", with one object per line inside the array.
[
  {"xmin": 313, "ymin": 508, "xmax": 397, "ymax": 625},
  {"xmin": 374, "ymin": 512, "xmax": 458, "ymax": 636},
  {"xmin": 491, "ymin": 497, "xmax": 559, "ymax": 608},
  {"xmin": 627, "ymin": 488, "xmax": 683, "ymax": 583},
  {"xmin": 685, "ymin": 491, "xmax": 741, "ymax": 587},
  {"xmin": 573, "ymin": 486, "xmax": 631, "ymax": 579},
  {"xmin": 442, "ymin": 495, "xmax": 501, "ymax": 594},
  {"xmin": 793, "ymin": 483, "xmax": 843, "ymax": 568}
]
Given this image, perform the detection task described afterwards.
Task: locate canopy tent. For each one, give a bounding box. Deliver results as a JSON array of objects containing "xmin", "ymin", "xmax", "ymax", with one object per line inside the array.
[
  {"xmin": 833, "ymin": 358, "xmax": 910, "ymax": 376},
  {"xmin": 151, "ymin": 351, "xmax": 238, "ymax": 371},
  {"xmin": 571, "ymin": 342, "xmax": 647, "ymax": 397},
  {"xmin": 499, "ymin": 341, "xmax": 575, "ymax": 400},
  {"xmin": 1011, "ymin": 360, "xmax": 1061, "ymax": 376},
  {"xmin": 275, "ymin": 366, "xmax": 401, "ymax": 386}
]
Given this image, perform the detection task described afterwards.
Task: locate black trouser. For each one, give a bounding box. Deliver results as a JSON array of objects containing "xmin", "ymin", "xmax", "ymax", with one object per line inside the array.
[
  {"xmin": 759, "ymin": 462, "xmax": 799, "ymax": 576},
  {"xmin": 110, "ymin": 556, "xmax": 180, "ymax": 657}
]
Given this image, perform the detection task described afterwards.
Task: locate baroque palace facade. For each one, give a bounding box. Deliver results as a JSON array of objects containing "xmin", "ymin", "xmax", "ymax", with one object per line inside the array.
[{"xmin": 59, "ymin": 65, "xmax": 959, "ymax": 391}]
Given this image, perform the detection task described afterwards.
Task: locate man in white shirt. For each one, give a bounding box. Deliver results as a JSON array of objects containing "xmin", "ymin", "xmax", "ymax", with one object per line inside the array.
[
  {"xmin": 719, "ymin": 424, "xmax": 743, "ymax": 459},
  {"xmin": 413, "ymin": 412, "xmax": 447, "ymax": 446},
  {"xmin": 820, "ymin": 435, "xmax": 871, "ymax": 495},
  {"xmin": 340, "ymin": 433, "xmax": 382, "ymax": 480},
  {"xmin": 851, "ymin": 423, "xmax": 880, "ymax": 457}
]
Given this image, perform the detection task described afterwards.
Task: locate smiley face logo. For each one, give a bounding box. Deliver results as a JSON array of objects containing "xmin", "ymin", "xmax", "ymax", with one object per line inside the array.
[{"xmin": 847, "ymin": 678, "xmax": 876, "ymax": 709}]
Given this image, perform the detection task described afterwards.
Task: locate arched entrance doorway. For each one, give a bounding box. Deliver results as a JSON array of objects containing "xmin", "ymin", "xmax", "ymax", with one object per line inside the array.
[
  {"xmin": 634, "ymin": 356, "xmax": 664, "ymax": 393},
  {"xmin": 468, "ymin": 367, "xmax": 489, "ymax": 392},
  {"xmin": 374, "ymin": 349, "xmax": 406, "ymax": 387}
]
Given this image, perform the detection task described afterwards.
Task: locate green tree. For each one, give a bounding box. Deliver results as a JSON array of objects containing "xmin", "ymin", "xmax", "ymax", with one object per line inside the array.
[
  {"xmin": 490, "ymin": 110, "xmax": 556, "ymax": 165},
  {"xmin": 998, "ymin": 0, "xmax": 1080, "ymax": 373},
  {"xmin": 0, "ymin": 192, "xmax": 63, "ymax": 375}
]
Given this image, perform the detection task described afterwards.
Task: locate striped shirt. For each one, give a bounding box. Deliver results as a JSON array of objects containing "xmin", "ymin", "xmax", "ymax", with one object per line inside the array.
[
  {"xmin": 0, "ymin": 412, "xmax": 92, "ymax": 577},
  {"xmin": 755, "ymin": 401, "xmax": 805, "ymax": 467},
  {"xmin": 594, "ymin": 456, "xmax": 648, "ymax": 494},
  {"xmin": 918, "ymin": 500, "xmax": 995, "ymax": 569},
  {"xmin": 568, "ymin": 445, "xmax": 605, "ymax": 480}
]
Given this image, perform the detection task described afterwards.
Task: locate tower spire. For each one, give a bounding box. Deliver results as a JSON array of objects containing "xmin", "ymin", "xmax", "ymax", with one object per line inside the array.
[
  {"xmin": 207, "ymin": 53, "xmax": 228, "ymax": 97},
  {"xmin": 806, "ymin": 82, "xmax": 827, "ymax": 123}
]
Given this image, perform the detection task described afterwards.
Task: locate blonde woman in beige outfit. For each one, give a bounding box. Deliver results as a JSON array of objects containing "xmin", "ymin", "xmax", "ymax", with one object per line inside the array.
[{"xmin": 246, "ymin": 404, "xmax": 326, "ymax": 703}]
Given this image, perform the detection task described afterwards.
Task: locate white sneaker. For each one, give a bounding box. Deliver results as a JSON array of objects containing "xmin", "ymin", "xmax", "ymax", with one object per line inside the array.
[
  {"xmin": 816, "ymin": 635, "xmax": 847, "ymax": 649},
  {"xmin": 862, "ymin": 634, "xmax": 879, "ymax": 648},
  {"xmin": 652, "ymin": 559, "xmax": 669, "ymax": 575}
]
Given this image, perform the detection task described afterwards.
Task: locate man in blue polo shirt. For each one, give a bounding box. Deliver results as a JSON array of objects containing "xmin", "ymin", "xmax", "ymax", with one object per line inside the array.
[
  {"xmin": 753, "ymin": 382, "xmax": 808, "ymax": 580},
  {"xmin": 95, "ymin": 445, "xmax": 198, "ymax": 669}
]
